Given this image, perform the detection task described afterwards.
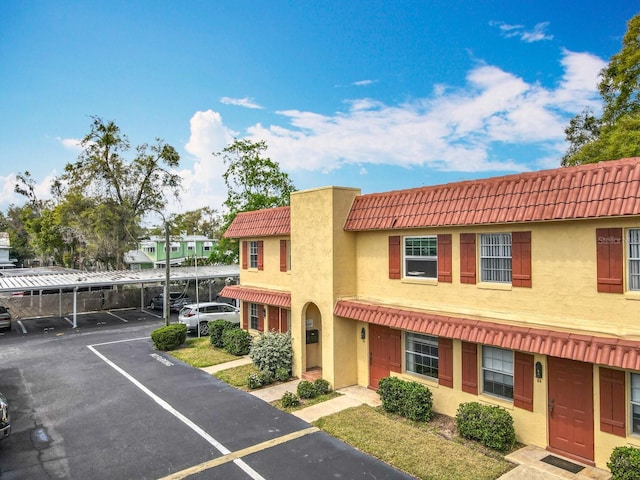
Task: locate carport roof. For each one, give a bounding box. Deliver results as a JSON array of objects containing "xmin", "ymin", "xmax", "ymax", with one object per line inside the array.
[{"xmin": 0, "ymin": 265, "xmax": 239, "ymax": 293}]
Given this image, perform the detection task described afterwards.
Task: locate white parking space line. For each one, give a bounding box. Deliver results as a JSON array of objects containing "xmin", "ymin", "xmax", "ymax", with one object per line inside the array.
[
  {"xmin": 63, "ymin": 317, "xmax": 73, "ymax": 326},
  {"xmin": 106, "ymin": 311, "xmax": 128, "ymax": 323},
  {"xmin": 16, "ymin": 320, "xmax": 27, "ymax": 334},
  {"xmin": 142, "ymin": 309, "xmax": 163, "ymax": 318},
  {"xmin": 87, "ymin": 340, "xmax": 267, "ymax": 480}
]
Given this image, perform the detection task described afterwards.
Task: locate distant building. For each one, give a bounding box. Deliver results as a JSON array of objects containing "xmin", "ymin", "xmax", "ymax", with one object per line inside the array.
[
  {"xmin": 124, "ymin": 235, "xmax": 216, "ymax": 270},
  {"xmin": 0, "ymin": 233, "xmax": 15, "ymax": 269}
]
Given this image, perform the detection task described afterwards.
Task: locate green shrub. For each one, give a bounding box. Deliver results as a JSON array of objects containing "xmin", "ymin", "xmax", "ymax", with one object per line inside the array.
[
  {"xmin": 275, "ymin": 367, "xmax": 290, "ymax": 382},
  {"xmin": 222, "ymin": 328, "xmax": 252, "ymax": 356},
  {"xmin": 281, "ymin": 391, "xmax": 300, "ymax": 408},
  {"xmin": 455, "ymin": 402, "xmax": 515, "ymax": 452},
  {"xmin": 314, "ymin": 378, "xmax": 331, "ymax": 395},
  {"xmin": 249, "ymin": 331, "xmax": 293, "ymax": 376},
  {"xmin": 608, "ymin": 446, "xmax": 640, "ymax": 480},
  {"xmin": 209, "ymin": 320, "xmax": 239, "ymax": 348},
  {"xmin": 151, "ymin": 324, "xmax": 187, "ymax": 351},
  {"xmin": 297, "ymin": 380, "xmax": 317, "ymax": 399},
  {"xmin": 376, "ymin": 376, "xmax": 433, "ymax": 422},
  {"xmin": 247, "ymin": 371, "xmax": 263, "ymax": 389}
]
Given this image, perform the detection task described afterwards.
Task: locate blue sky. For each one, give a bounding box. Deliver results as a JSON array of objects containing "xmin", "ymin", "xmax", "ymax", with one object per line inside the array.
[{"xmin": 0, "ymin": 1, "xmax": 637, "ymax": 217}]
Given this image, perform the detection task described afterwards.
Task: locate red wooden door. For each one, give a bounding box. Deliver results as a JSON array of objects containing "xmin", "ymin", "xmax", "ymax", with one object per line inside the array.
[
  {"xmin": 369, "ymin": 324, "xmax": 401, "ymax": 389},
  {"xmin": 548, "ymin": 358, "xmax": 594, "ymax": 463}
]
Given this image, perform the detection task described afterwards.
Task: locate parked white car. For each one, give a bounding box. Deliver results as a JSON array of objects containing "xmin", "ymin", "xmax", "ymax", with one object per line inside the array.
[{"xmin": 178, "ymin": 302, "xmax": 240, "ymax": 335}]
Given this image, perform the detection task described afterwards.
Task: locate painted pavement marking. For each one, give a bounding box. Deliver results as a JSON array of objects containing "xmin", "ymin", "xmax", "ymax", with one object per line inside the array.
[
  {"xmin": 87, "ymin": 337, "xmax": 318, "ymax": 480},
  {"xmin": 106, "ymin": 310, "xmax": 129, "ymax": 322}
]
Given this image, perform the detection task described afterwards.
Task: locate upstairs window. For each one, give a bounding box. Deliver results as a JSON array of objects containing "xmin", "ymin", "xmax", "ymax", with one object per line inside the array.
[
  {"xmin": 249, "ymin": 241, "xmax": 259, "ymax": 268},
  {"xmin": 480, "ymin": 233, "xmax": 512, "ymax": 283},
  {"xmin": 629, "ymin": 229, "xmax": 640, "ymax": 291},
  {"xmin": 404, "ymin": 236, "xmax": 437, "ymax": 279},
  {"xmin": 405, "ymin": 333, "xmax": 439, "ymax": 379},
  {"xmin": 482, "ymin": 346, "xmax": 513, "ymax": 400}
]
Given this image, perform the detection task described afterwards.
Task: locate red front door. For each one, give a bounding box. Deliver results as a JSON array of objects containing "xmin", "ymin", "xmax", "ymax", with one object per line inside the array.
[
  {"xmin": 368, "ymin": 324, "xmax": 401, "ymax": 389},
  {"xmin": 548, "ymin": 357, "xmax": 594, "ymax": 463}
]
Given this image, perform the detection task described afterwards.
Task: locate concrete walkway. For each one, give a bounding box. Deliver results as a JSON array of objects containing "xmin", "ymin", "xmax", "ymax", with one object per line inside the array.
[{"xmin": 202, "ymin": 358, "xmax": 611, "ymax": 480}]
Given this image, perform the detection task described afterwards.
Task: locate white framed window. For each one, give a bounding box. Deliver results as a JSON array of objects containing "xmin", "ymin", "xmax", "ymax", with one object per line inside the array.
[
  {"xmin": 629, "ymin": 229, "xmax": 640, "ymax": 291},
  {"xmin": 404, "ymin": 236, "xmax": 437, "ymax": 278},
  {"xmin": 249, "ymin": 241, "xmax": 258, "ymax": 269},
  {"xmin": 482, "ymin": 346, "xmax": 513, "ymax": 400},
  {"xmin": 203, "ymin": 241, "xmax": 213, "ymax": 252},
  {"xmin": 480, "ymin": 233, "xmax": 512, "ymax": 283},
  {"xmin": 632, "ymin": 373, "xmax": 640, "ymax": 435},
  {"xmin": 405, "ymin": 332, "xmax": 439, "ymax": 379},
  {"xmin": 250, "ymin": 303, "xmax": 259, "ymax": 330},
  {"xmin": 144, "ymin": 246, "xmax": 156, "ymax": 254}
]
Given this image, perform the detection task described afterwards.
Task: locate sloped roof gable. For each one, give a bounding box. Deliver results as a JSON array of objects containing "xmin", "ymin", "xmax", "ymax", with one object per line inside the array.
[
  {"xmin": 344, "ymin": 157, "xmax": 640, "ymax": 231},
  {"xmin": 224, "ymin": 206, "xmax": 291, "ymax": 238}
]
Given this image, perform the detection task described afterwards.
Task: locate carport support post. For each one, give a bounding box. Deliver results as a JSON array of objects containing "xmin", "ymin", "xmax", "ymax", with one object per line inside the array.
[
  {"xmin": 72, "ymin": 286, "xmax": 78, "ymax": 328},
  {"xmin": 164, "ymin": 220, "xmax": 170, "ymax": 326}
]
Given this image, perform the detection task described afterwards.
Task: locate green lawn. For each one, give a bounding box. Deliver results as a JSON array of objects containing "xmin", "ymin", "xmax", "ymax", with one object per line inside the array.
[
  {"xmin": 168, "ymin": 337, "xmax": 238, "ymax": 367},
  {"xmin": 314, "ymin": 406, "xmax": 516, "ymax": 480}
]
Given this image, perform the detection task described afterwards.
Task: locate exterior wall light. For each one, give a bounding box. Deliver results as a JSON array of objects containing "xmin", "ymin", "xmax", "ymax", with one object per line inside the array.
[
  {"xmin": 360, "ymin": 327, "xmax": 366, "ymax": 341},
  {"xmin": 535, "ymin": 361, "xmax": 543, "ymax": 381}
]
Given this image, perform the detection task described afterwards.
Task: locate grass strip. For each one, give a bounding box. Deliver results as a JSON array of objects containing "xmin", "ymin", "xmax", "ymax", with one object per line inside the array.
[
  {"xmin": 169, "ymin": 337, "xmax": 238, "ymax": 368},
  {"xmin": 314, "ymin": 405, "xmax": 515, "ymax": 480}
]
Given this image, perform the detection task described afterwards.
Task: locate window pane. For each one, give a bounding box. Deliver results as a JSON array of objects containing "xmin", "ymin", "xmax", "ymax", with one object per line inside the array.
[
  {"xmin": 482, "ymin": 346, "xmax": 514, "ymax": 400},
  {"xmin": 630, "ymin": 229, "xmax": 640, "ymax": 291},
  {"xmin": 404, "ymin": 236, "xmax": 438, "ymax": 279},
  {"xmin": 632, "ymin": 373, "xmax": 640, "ymax": 434},
  {"xmin": 480, "ymin": 233, "xmax": 512, "ymax": 283},
  {"xmin": 250, "ymin": 241, "xmax": 258, "ymax": 268},
  {"xmin": 405, "ymin": 333, "xmax": 439, "ymax": 379}
]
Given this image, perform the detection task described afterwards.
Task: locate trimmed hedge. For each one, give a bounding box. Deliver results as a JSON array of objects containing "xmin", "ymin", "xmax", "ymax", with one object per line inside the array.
[
  {"xmin": 209, "ymin": 320, "xmax": 239, "ymax": 348},
  {"xmin": 377, "ymin": 376, "xmax": 434, "ymax": 422},
  {"xmin": 314, "ymin": 378, "xmax": 331, "ymax": 395},
  {"xmin": 297, "ymin": 380, "xmax": 317, "ymax": 399},
  {"xmin": 222, "ymin": 328, "xmax": 252, "ymax": 356},
  {"xmin": 455, "ymin": 402, "xmax": 515, "ymax": 452},
  {"xmin": 281, "ymin": 391, "xmax": 300, "ymax": 408},
  {"xmin": 151, "ymin": 324, "xmax": 187, "ymax": 351},
  {"xmin": 608, "ymin": 446, "xmax": 640, "ymax": 480}
]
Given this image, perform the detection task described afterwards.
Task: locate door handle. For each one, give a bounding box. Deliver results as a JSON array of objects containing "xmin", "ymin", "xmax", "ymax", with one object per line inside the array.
[{"xmin": 549, "ymin": 398, "xmax": 555, "ymax": 418}]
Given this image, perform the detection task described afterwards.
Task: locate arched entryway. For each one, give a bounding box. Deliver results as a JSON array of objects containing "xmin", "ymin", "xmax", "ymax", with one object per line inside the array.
[{"xmin": 302, "ymin": 302, "xmax": 322, "ymax": 380}]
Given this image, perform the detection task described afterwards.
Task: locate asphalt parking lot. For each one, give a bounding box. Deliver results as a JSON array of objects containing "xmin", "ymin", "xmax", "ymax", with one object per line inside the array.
[{"xmin": 0, "ymin": 313, "xmax": 411, "ymax": 479}]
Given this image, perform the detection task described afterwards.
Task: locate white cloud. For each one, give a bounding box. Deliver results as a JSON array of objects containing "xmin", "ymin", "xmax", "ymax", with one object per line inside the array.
[
  {"xmin": 220, "ymin": 96, "xmax": 263, "ymax": 109},
  {"xmin": 492, "ymin": 21, "xmax": 553, "ymax": 43},
  {"xmin": 353, "ymin": 79, "xmax": 376, "ymax": 86},
  {"xmin": 58, "ymin": 137, "xmax": 83, "ymax": 151},
  {"xmin": 172, "ymin": 110, "xmax": 238, "ymax": 215},
  {"xmin": 238, "ymin": 52, "xmax": 602, "ymax": 175}
]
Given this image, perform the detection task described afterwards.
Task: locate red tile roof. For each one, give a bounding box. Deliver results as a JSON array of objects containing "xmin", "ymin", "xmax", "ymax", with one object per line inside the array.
[
  {"xmin": 344, "ymin": 157, "xmax": 640, "ymax": 231},
  {"xmin": 335, "ymin": 300, "xmax": 640, "ymax": 370},
  {"xmin": 224, "ymin": 206, "xmax": 291, "ymax": 238},
  {"xmin": 220, "ymin": 285, "xmax": 291, "ymax": 308}
]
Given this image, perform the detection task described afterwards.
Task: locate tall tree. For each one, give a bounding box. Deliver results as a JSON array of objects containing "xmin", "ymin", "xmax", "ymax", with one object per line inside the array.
[
  {"xmin": 563, "ymin": 14, "xmax": 640, "ymax": 166},
  {"xmin": 209, "ymin": 139, "xmax": 295, "ymax": 264},
  {"xmin": 61, "ymin": 117, "xmax": 182, "ymax": 269}
]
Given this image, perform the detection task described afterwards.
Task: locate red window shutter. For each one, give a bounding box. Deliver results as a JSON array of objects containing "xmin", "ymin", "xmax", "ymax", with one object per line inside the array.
[
  {"xmin": 257, "ymin": 305, "xmax": 264, "ymax": 332},
  {"xmin": 596, "ymin": 228, "xmax": 623, "ymax": 293},
  {"xmin": 281, "ymin": 309, "xmax": 289, "ymax": 333},
  {"xmin": 600, "ymin": 367, "xmax": 626, "ymax": 437},
  {"xmin": 257, "ymin": 241, "xmax": 264, "ymax": 271},
  {"xmin": 280, "ymin": 240, "xmax": 287, "ymax": 272},
  {"xmin": 438, "ymin": 338, "xmax": 453, "ymax": 388},
  {"xmin": 512, "ymin": 232, "xmax": 532, "ymax": 288},
  {"xmin": 460, "ymin": 234, "xmax": 477, "ymax": 284},
  {"xmin": 437, "ymin": 234, "xmax": 452, "ymax": 283},
  {"xmin": 461, "ymin": 342, "xmax": 478, "ymax": 394},
  {"xmin": 389, "ymin": 236, "xmax": 401, "ymax": 279},
  {"xmin": 390, "ymin": 329, "xmax": 402, "ymax": 373},
  {"xmin": 513, "ymin": 352, "xmax": 534, "ymax": 411},
  {"xmin": 241, "ymin": 241, "xmax": 248, "ymax": 269},
  {"xmin": 268, "ymin": 306, "xmax": 279, "ymax": 332},
  {"xmin": 242, "ymin": 302, "xmax": 248, "ymax": 330}
]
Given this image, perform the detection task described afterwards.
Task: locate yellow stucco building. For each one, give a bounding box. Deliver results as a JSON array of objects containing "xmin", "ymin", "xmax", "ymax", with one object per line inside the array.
[{"xmin": 222, "ymin": 157, "xmax": 640, "ymax": 469}]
